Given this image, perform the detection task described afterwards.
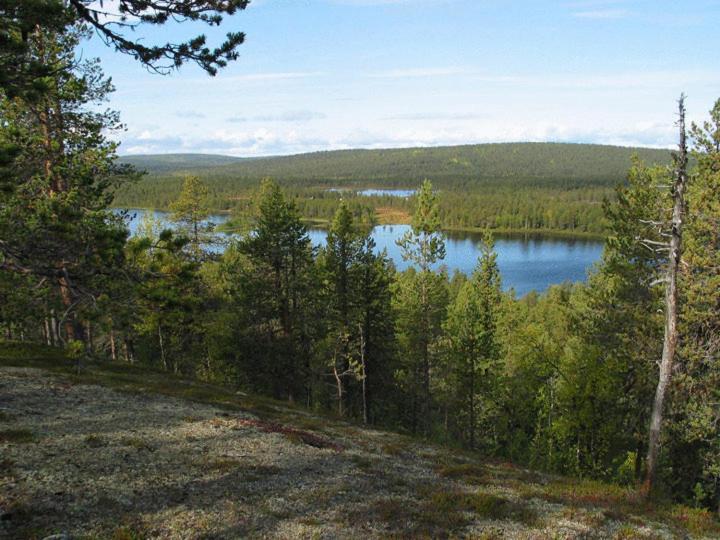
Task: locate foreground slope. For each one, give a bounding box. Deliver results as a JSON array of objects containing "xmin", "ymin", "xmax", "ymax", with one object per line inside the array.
[{"xmin": 1, "ymin": 345, "xmax": 717, "ymax": 539}]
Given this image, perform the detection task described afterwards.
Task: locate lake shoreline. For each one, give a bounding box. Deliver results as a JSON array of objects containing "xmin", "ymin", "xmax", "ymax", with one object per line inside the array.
[
  {"xmin": 119, "ymin": 208, "xmax": 604, "ymax": 296},
  {"xmin": 114, "ymin": 206, "xmax": 605, "ymax": 241}
]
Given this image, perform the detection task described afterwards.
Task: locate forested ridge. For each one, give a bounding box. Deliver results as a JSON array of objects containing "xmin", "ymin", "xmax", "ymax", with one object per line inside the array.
[
  {"xmin": 115, "ymin": 143, "xmax": 672, "ymax": 236},
  {"xmin": 2, "ymin": 11, "xmax": 720, "ymax": 537},
  {"xmin": 120, "ymin": 143, "xmax": 670, "ymax": 185}
]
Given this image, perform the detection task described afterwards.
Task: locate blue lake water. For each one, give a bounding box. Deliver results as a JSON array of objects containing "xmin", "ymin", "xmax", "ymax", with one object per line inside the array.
[
  {"xmin": 120, "ymin": 209, "xmax": 603, "ymax": 296},
  {"xmin": 326, "ymin": 188, "xmax": 416, "ymax": 198}
]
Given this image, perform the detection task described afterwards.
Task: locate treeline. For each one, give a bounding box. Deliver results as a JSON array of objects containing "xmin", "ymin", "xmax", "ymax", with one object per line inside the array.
[
  {"xmin": 115, "ymin": 180, "xmax": 611, "ymax": 235},
  {"xmin": 2, "ymin": 27, "xmax": 720, "ymax": 518},
  {"xmin": 113, "ymin": 143, "xmax": 672, "ymax": 236},
  {"xmin": 120, "ymin": 143, "xmax": 671, "ymax": 187}
]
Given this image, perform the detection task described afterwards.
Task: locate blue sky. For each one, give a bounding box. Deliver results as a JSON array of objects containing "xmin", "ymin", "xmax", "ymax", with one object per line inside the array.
[{"xmin": 82, "ymin": 0, "xmax": 720, "ymax": 156}]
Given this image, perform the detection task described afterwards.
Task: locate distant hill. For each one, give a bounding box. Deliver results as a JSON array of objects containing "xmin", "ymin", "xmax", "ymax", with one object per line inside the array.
[
  {"xmin": 114, "ymin": 142, "xmax": 674, "ymax": 235},
  {"xmin": 119, "ymin": 142, "xmax": 671, "ymax": 188},
  {"xmin": 119, "ymin": 153, "xmax": 244, "ymax": 174}
]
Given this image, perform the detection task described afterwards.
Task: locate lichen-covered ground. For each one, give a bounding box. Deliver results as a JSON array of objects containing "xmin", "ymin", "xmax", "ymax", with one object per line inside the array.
[{"xmin": 1, "ymin": 357, "xmax": 718, "ymax": 539}]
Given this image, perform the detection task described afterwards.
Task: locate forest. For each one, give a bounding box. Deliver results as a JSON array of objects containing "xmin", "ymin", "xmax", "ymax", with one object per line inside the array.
[
  {"xmin": 1, "ymin": 9, "xmax": 719, "ymax": 527},
  {"xmin": 114, "ymin": 143, "xmax": 672, "ymax": 237}
]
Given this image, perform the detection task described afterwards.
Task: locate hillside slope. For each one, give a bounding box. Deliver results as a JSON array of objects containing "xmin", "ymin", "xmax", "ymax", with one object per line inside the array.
[
  {"xmin": 120, "ymin": 143, "xmax": 671, "ymax": 188},
  {"xmin": 1, "ymin": 346, "xmax": 716, "ymax": 539},
  {"xmin": 119, "ymin": 154, "xmax": 245, "ymax": 174}
]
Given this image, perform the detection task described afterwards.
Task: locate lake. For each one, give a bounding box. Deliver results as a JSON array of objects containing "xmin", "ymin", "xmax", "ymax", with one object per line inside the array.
[
  {"xmin": 120, "ymin": 209, "xmax": 603, "ymax": 296},
  {"xmin": 326, "ymin": 188, "xmax": 416, "ymax": 198}
]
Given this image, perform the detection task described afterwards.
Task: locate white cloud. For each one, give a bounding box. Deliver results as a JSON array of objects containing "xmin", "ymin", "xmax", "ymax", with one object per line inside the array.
[
  {"xmin": 176, "ymin": 110, "xmax": 206, "ymax": 119},
  {"xmin": 228, "ymin": 110, "xmax": 327, "ymax": 123},
  {"xmin": 119, "ymin": 118, "xmax": 678, "ymax": 158},
  {"xmin": 384, "ymin": 112, "xmax": 488, "ymax": 121}
]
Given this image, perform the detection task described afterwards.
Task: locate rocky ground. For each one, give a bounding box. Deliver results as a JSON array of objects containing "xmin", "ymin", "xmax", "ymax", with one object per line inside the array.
[{"xmin": 1, "ymin": 354, "xmax": 718, "ymax": 539}]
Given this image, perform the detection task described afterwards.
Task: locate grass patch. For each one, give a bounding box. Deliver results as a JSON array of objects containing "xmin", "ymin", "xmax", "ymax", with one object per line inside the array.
[
  {"xmin": 613, "ymin": 524, "xmax": 647, "ymax": 539},
  {"xmin": 349, "ymin": 453, "xmax": 376, "ymax": 472},
  {"xmin": 520, "ymin": 477, "xmax": 720, "ymax": 536},
  {"xmin": 375, "ymin": 206, "xmax": 411, "ymax": 224},
  {"xmin": 242, "ymin": 464, "xmax": 281, "ymax": 481},
  {"xmin": 120, "ymin": 436, "xmax": 155, "ymax": 452},
  {"xmin": 0, "ymin": 428, "xmax": 35, "ymax": 444},
  {"xmin": 84, "ymin": 434, "xmax": 109, "ymax": 448},
  {"xmin": 0, "ymin": 457, "xmax": 15, "ymax": 474},
  {"xmin": 204, "ymin": 459, "xmax": 280, "ymax": 480},
  {"xmin": 381, "ymin": 441, "xmax": 408, "ymax": 456},
  {"xmin": 667, "ymin": 505, "xmax": 720, "ymax": 537},
  {"xmin": 0, "ymin": 410, "xmax": 16, "ymax": 422},
  {"xmin": 111, "ymin": 525, "xmax": 148, "ymax": 540},
  {"xmin": 0, "ymin": 493, "xmax": 39, "ymax": 536},
  {"xmin": 206, "ymin": 458, "xmax": 243, "ymax": 473},
  {"xmin": 436, "ymin": 463, "xmax": 487, "ymax": 484},
  {"xmin": 351, "ymin": 489, "xmax": 539, "ymax": 537},
  {"xmin": 283, "ymin": 431, "xmax": 306, "ymax": 446},
  {"xmin": 428, "ymin": 489, "xmax": 539, "ymax": 526},
  {"xmin": 521, "ymin": 478, "xmax": 634, "ymax": 509}
]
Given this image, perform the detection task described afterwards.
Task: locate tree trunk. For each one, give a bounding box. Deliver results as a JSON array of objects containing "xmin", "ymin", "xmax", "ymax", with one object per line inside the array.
[
  {"xmin": 50, "ymin": 309, "xmax": 59, "ymax": 345},
  {"xmin": 158, "ymin": 325, "xmax": 167, "ymax": 371},
  {"xmin": 359, "ymin": 323, "xmax": 368, "ymax": 424},
  {"xmin": 642, "ymin": 95, "xmax": 688, "ymax": 497},
  {"xmin": 333, "ymin": 363, "xmax": 344, "ymax": 417},
  {"xmin": 420, "ymin": 271, "xmax": 431, "ymax": 435},
  {"xmin": 44, "ymin": 318, "xmax": 51, "ymax": 346},
  {"xmin": 109, "ymin": 328, "xmax": 117, "ymax": 361},
  {"xmin": 469, "ymin": 353, "xmax": 476, "ymax": 449},
  {"xmin": 58, "ymin": 276, "xmax": 77, "ymax": 342},
  {"xmin": 85, "ymin": 321, "xmax": 94, "ymax": 355}
]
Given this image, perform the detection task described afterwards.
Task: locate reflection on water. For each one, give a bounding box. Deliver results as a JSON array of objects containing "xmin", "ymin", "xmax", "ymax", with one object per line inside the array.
[{"xmin": 120, "ymin": 209, "xmax": 603, "ymax": 296}]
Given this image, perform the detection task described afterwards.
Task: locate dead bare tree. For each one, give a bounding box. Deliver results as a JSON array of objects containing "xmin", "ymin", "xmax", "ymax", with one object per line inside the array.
[{"xmin": 642, "ymin": 94, "xmax": 689, "ymax": 497}]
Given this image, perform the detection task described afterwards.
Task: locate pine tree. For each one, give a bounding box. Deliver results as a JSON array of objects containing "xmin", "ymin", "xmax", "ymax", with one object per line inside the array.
[
  {"xmin": 170, "ymin": 175, "xmax": 214, "ymax": 259},
  {"xmin": 321, "ymin": 201, "xmax": 365, "ymax": 416},
  {"xmin": 1, "ymin": 1, "xmax": 249, "ymax": 99},
  {"xmin": 444, "ymin": 231, "xmax": 502, "ymax": 448},
  {"xmin": 0, "ymin": 26, "xmax": 133, "ymax": 345},
  {"xmin": 233, "ymin": 179, "xmax": 317, "ymax": 402},
  {"xmin": 395, "ymin": 179, "xmax": 447, "ymax": 434}
]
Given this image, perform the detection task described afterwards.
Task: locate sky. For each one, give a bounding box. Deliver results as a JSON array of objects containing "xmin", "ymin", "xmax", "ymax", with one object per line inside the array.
[{"xmin": 81, "ymin": 0, "xmax": 720, "ymax": 157}]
